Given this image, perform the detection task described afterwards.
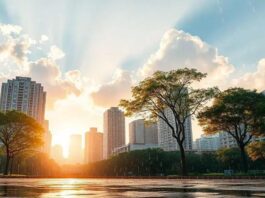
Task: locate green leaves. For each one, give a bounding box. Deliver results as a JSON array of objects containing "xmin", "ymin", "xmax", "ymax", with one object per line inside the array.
[
  {"xmin": 247, "ymin": 141, "xmax": 265, "ymax": 161},
  {"xmin": 198, "ymin": 88, "xmax": 265, "ymax": 138},
  {"xmin": 120, "ymin": 68, "xmax": 217, "ymax": 123},
  {"xmin": 0, "ymin": 110, "xmax": 44, "ymax": 156}
]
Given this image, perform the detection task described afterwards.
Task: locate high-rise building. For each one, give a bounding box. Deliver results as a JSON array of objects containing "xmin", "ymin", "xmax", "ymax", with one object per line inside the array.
[
  {"xmin": 0, "ymin": 76, "xmax": 46, "ymax": 124},
  {"xmin": 84, "ymin": 128, "xmax": 103, "ymax": 164},
  {"xmin": 103, "ymin": 107, "xmax": 125, "ymax": 159},
  {"xmin": 219, "ymin": 132, "xmax": 237, "ymax": 148},
  {"xmin": 68, "ymin": 134, "xmax": 83, "ymax": 164},
  {"xmin": 145, "ymin": 122, "xmax": 158, "ymax": 144},
  {"xmin": 129, "ymin": 119, "xmax": 145, "ymax": 144},
  {"xmin": 219, "ymin": 131, "xmax": 254, "ymax": 149},
  {"xmin": 194, "ymin": 134, "xmax": 221, "ymax": 151},
  {"xmin": 112, "ymin": 119, "xmax": 159, "ymax": 156},
  {"xmin": 129, "ymin": 119, "xmax": 158, "ymax": 145},
  {"xmin": 51, "ymin": 144, "xmax": 65, "ymax": 164},
  {"xmin": 158, "ymin": 108, "xmax": 193, "ymax": 151}
]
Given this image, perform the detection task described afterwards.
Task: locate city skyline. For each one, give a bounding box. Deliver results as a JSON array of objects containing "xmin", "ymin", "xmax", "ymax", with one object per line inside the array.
[{"xmin": 0, "ymin": 1, "xmax": 265, "ymax": 156}]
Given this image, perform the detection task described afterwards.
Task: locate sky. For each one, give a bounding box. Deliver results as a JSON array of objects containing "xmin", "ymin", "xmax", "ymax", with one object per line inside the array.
[{"xmin": 0, "ymin": 0, "xmax": 265, "ymax": 156}]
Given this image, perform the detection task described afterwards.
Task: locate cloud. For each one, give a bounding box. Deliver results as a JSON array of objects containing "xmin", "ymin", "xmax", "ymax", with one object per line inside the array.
[
  {"xmin": 0, "ymin": 24, "xmax": 22, "ymax": 35},
  {"xmin": 0, "ymin": 23, "xmax": 82, "ymax": 108},
  {"xmin": 140, "ymin": 29, "xmax": 234, "ymax": 88},
  {"xmin": 28, "ymin": 58, "xmax": 81, "ymax": 107},
  {"xmin": 48, "ymin": 45, "xmax": 65, "ymax": 60},
  {"xmin": 0, "ymin": 30, "xmax": 35, "ymax": 65},
  {"xmin": 233, "ymin": 59, "xmax": 265, "ymax": 92},
  {"xmin": 90, "ymin": 29, "xmax": 236, "ymax": 108},
  {"xmin": 91, "ymin": 69, "xmax": 133, "ymax": 107},
  {"xmin": 40, "ymin": 35, "xmax": 49, "ymax": 43}
]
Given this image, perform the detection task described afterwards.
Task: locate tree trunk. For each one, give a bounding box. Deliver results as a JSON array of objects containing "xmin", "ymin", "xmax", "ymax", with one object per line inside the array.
[
  {"xmin": 10, "ymin": 156, "xmax": 14, "ymax": 175},
  {"xmin": 239, "ymin": 145, "xmax": 248, "ymax": 173},
  {"xmin": 4, "ymin": 155, "xmax": 10, "ymax": 175},
  {"xmin": 179, "ymin": 144, "xmax": 188, "ymax": 176}
]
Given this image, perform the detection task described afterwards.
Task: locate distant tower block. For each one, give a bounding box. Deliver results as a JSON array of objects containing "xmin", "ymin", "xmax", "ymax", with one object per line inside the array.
[
  {"xmin": 103, "ymin": 107, "xmax": 125, "ymax": 159},
  {"xmin": 84, "ymin": 128, "xmax": 103, "ymax": 163}
]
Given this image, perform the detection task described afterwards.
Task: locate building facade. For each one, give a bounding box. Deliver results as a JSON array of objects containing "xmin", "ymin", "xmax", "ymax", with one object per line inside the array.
[
  {"xmin": 194, "ymin": 134, "xmax": 221, "ymax": 151},
  {"xmin": 0, "ymin": 76, "xmax": 46, "ymax": 124},
  {"xmin": 84, "ymin": 128, "xmax": 103, "ymax": 163},
  {"xmin": 103, "ymin": 107, "xmax": 125, "ymax": 159},
  {"xmin": 219, "ymin": 132, "xmax": 237, "ymax": 148},
  {"xmin": 220, "ymin": 131, "xmax": 265, "ymax": 149},
  {"xmin": 158, "ymin": 108, "xmax": 193, "ymax": 151},
  {"xmin": 145, "ymin": 122, "xmax": 158, "ymax": 144},
  {"xmin": 129, "ymin": 119, "xmax": 145, "ymax": 144},
  {"xmin": 129, "ymin": 119, "xmax": 158, "ymax": 145}
]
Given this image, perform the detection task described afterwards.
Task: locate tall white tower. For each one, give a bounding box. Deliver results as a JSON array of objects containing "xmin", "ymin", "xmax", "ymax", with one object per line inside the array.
[{"xmin": 158, "ymin": 108, "xmax": 193, "ymax": 151}]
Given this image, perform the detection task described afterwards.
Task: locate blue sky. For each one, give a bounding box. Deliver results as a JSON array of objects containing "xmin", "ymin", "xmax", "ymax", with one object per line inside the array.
[
  {"xmin": 0, "ymin": 0, "xmax": 265, "ymax": 152},
  {"xmin": 177, "ymin": 0, "xmax": 265, "ymax": 73}
]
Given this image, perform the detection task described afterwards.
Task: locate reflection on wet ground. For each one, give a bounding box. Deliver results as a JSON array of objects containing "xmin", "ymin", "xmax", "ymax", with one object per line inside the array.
[{"xmin": 0, "ymin": 178, "xmax": 264, "ymax": 197}]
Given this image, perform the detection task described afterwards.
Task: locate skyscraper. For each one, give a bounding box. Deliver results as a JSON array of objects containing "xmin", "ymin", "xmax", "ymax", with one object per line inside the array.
[
  {"xmin": 84, "ymin": 128, "xmax": 103, "ymax": 164},
  {"xmin": 0, "ymin": 77, "xmax": 46, "ymax": 124},
  {"xmin": 158, "ymin": 108, "xmax": 193, "ymax": 151},
  {"xmin": 144, "ymin": 122, "xmax": 158, "ymax": 144},
  {"xmin": 68, "ymin": 134, "xmax": 83, "ymax": 164},
  {"xmin": 103, "ymin": 107, "xmax": 125, "ymax": 159},
  {"xmin": 113, "ymin": 120, "xmax": 159, "ymax": 155},
  {"xmin": 194, "ymin": 134, "xmax": 221, "ymax": 151},
  {"xmin": 129, "ymin": 119, "xmax": 158, "ymax": 145},
  {"xmin": 129, "ymin": 119, "xmax": 145, "ymax": 144}
]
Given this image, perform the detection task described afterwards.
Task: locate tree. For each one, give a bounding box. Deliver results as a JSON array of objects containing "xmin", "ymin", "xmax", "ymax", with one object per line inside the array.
[
  {"xmin": 217, "ymin": 148, "xmax": 242, "ymax": 171},
  {"xmin": 119, "ymin": 68, "xmax": 218, "ymax": 175},
  {"xmin": 247, "ymin": 141, "xmax": 265, "ymax": 161},
  {"xmin": 0, "ymin": 111, "xmax": 44, "ymax": 175},
  {"xmin": 198, "ymin": 88, "xmax": 265, "ymax": 172}
]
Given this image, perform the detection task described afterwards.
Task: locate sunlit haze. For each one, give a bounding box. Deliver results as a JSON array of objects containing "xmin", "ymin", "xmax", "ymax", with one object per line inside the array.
[{"xmin": 1, "ymin": 0, "xmax": 265, "ymax": 157}]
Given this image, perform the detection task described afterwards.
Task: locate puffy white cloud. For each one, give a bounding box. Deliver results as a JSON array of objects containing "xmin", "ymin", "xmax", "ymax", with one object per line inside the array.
[
  {"xmin": 40, "ymin": 34, "xmax": 49, "ymax": 43},
  {"xmin": 91, "ymin": 69, "xmax": 133, "ymax": 107},
  {"xmin": 0, "ymin": 24, "xmax": 22, "ymax": 35},
  {"xmin": 90, "ymin": 29, "xmax": 236, "ymax": 108},
  {"xmin": 0, "ymin": 31, "xmax": 35, "ymax": 65},
  {"xmin": 0, "ymin": 23, "xmax": 82, "ymax": 108},
  {"xmin": 140, "ymin": 29, "xmax": 234, "ymax": 88},
  {"xmin": 28, "ymin": 58, "xmax": 81, "ymax": 107},
  {"xmin": 233, "ymin": 59, "xmax": 265, "ymax": 92},
  {"xmin": 48, "ymin": 45, "xmax": 65, "ymax": 60}
]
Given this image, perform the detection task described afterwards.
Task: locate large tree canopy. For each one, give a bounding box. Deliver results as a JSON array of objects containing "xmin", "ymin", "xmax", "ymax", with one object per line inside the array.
[
  {"xmin": 198, "ymin": 88, "xmax": 265, "ymax": 172},
  {"xmin": 247, "ymin": 141, "xmax": 265, "ymax": 161},
  {"xmin": 0, "ymin": 111, "xmax": 44, "ymax": 175},
  {"xmin": 120, "ymin": 68, "xmax": 218, "ymax": 175}
]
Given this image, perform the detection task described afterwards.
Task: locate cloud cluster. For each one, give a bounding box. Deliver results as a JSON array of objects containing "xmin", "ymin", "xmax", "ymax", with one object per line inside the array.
[
  {"xmin": 28, "ymin": 58, "xmax": 81, "ymax": 107},
  {"xmin": 234, "ymin": 59, "xmax": 265, "ymax": 92},
  {"xmin": 140, "ymin": 29, "xmax": 234, "ymax": 88},
  {"xmin": 90, "ymin": 29, "xmax": 236, "ymax": 107},
  {"xmin": 0, "ymin": 23, "xmax": 81, "ymax": 108},
  {"xmin": 90, "ymin": 28, "xmax": 265, "ymax": 118},
  {"xmin": 91, "ymin": 69, "xmax": 133, "ymax": 107}
]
